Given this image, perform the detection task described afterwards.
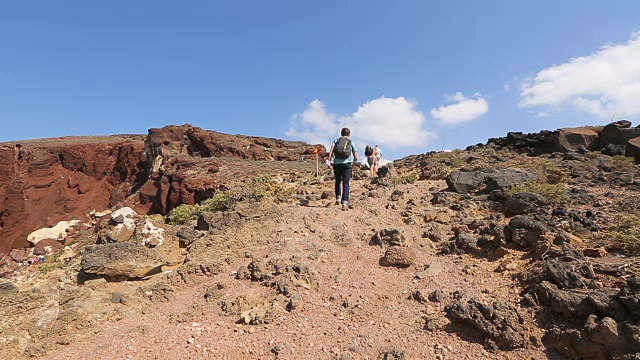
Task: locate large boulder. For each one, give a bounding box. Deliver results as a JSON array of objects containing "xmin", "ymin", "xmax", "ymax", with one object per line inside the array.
[
  {"xmin": 599, "ymin": 120, "xmax": 640, "ymax": 149},
  {"xmin": 485, "ymin": 168, "xmax": 537, "ymax": 192},
  {"xmin": 27, "ymin": 220, "xmax": 80, "ymax": 245},
  {"xmin": 626, "ymin": 137, "xmax": 640, "ymax": 164},
  {"xmin": 446, "ymin": 171, "xmax": 487, "ymax": 194},
  {"xmin": 554, "ymin": 127, "xmax": 599, "ymax": 152},
  {"xmin": 81, "ymin": 242, "xmax": 167, "ymax": 279}
]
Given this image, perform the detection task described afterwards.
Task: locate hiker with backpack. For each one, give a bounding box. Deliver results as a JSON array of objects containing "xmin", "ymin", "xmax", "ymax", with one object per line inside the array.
[
  {"xmin": 365, "ymin": 144, "xmax": 382, "ymax": 177},
  {"xmin": 328, "ymin": 127, "xmax": 358, "ymax": 210}
]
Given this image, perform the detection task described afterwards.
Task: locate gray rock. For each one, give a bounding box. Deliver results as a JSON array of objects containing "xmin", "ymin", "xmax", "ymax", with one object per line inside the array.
[
  {"xmin": 601, "ymin": 143, "xmax": 625, "ymax": 156},
  {"xmin": 377, "ymin": 164, "xmax": 396, "ymax": 178},
  {"xmin": 410, "ymin": 290, "xmax": 428, "ymax": 303},
  {"xmin": 111, "ymin": 292, "xmax": 126, "ymax": 304},
  {"xmin": 445, "ymin": 171, "xmax": 487, "ymax": 194},
  {"xmin": 485, "ymin": 168, "xmax": 537, "ymax": 192},
  {"xmin": 415, "ymin": 262, "xmax": 442, "ymax": 278},
  {"xmin": 196, "ymin": 211, "xmax": 222, "ymax": 231},
  {"xmin": 429, "ymin": 290, "xmax": 444, "ymax": 302},
  {"xmin": 286, "ymin": 293, "xmax": 303, "ymax": 312},
  {"xmin": 504, "ymin": 192, "xmax": 548, "ymax": 215},
  {"xmin": 176, "ymin": 226, "xmax": 203, "ymax": 248},
  {"xmin": 505, "ymin": 215, "xmax": 547, "ymax": 247},
  {"xmin": 445, "ymin": 298, "xmax": 533, "ymax": 350}
]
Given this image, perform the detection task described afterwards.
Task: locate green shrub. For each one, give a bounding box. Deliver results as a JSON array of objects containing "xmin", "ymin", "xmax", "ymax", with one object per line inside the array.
[
  {"xmin": 608, "ymin": 214, "xmax": 640, "ymax": 255},
  {"xmin": 201, "ymin": 192, "xmax": 235, "ymax": 212},
  {"xmin": 399, "ymin": 173, "xmax": 418, "ymax": 184},
  {"xmin": 166, "ymin": 204, "xmax": 201, "ymax": 225},
  {"xmin": 506, "ymin": 183, "xmax": 568, "ymax": 204},
  {"xmin": 432, "ymin": 150, "xmax": 465, "ymax": 168},
  {"xmin": 38, "ymin": 262, "xmax": 63, "ymax": 275},
  {"xmin": 422, "ymin": 163, "xmax": 454, "ymax": 180},
  {"xmin": 523, "ymin": 159, "xmax": 569, "ymax": 185}
]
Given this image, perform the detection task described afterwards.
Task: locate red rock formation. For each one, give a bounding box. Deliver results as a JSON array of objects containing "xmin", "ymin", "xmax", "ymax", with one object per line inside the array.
[
  {"xmin": 0, "ymin": 125, "xmax": 324, "ymax": 256},
  {"xmin": 0, "ymin": 136, "xmax": 148, "ymax": 255}
]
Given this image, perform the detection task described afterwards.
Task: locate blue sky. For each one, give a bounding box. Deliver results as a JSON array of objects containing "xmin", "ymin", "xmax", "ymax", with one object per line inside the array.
[{"xmin": 1, "ymin": 1, "xmax": 640, "ymax": 160}]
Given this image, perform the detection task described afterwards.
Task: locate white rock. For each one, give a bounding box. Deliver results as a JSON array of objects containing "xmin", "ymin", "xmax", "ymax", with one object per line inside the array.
[
  {"xmin": 141, "ymin": 219, "xmax": 165, "ymax": 247},
  {"xmin": 27, "ymin": 220, "xmax": 80, "ymax": 245},
  {"xmin": 111, "ymin": 207, "xmax": 138, "ymax": 230},
  {"xmin": 94, "ymin": 209, "xmax": 112, "ymax": 218}
]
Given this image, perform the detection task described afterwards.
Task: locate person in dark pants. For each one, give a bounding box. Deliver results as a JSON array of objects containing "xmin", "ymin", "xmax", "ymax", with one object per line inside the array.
[{"xmin": 328, "ymin": 128, "xmax": 358, "ymax": 210}]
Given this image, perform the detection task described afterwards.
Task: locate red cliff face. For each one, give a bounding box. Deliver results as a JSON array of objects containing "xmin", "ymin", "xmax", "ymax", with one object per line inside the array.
[
  {"xmin": 0, "ymin": 136, "xmax": 148, "ymax": 254},
  {"xmin": 0, "ymin": 125, "xmax": 324, "ymax": 256}
]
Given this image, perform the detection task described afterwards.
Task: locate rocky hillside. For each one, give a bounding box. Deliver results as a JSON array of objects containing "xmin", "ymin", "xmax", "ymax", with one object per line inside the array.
[{"xmin": 1, "ymin": 121, "xmax": 640, "ymax": 359}]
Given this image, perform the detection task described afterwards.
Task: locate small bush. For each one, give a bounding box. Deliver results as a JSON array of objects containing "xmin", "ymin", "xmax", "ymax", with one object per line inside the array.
[
  {"xmin": 166, "ymin": 204, "xmax": 201, "ymax": 225},
  {"xmin": 608, "ymin": 214, "xmax": 640, "ymax": 255},
  {"xmin": 506, "ymin": 183, "xmax": 568, "ymax": 204},
  {"xmin": 38, "ymin": 262, "xmax": 63, "ymax": 275},
  {"xmin": 201, "ymin": 193, "xmax": 235, "ymax": 212},
  {"xmin": 432, "ymin": 150, "xmax": 465, "ymax": 169},
  {"xmin": 422, "ymin": 163, "xmax": 454, "ymax": 180},
  {"xmin": 523, "ymin": 159, "xmax": 569, "ymax": 185},
  {"xmin": 399, "ymin": 173, "xmax": 418, "ymax": 184}
]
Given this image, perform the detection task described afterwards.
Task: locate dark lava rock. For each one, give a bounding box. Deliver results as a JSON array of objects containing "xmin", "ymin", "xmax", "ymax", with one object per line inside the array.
[
  {"xmin": 601, "ymin": 143, "xmax": 626, "ymax": 156},
  {"xmin": 504, "ymin": 192, "xmax": 548, "ymax": 215},
  {"xmin": 441, "ymin": 233, "xmax": 478, "ymax": 255},
  {"xmin": 176, "ymin": 226, "xmax": 203, "ymax": 248},
  {"xmin": 485, "ymin": 168, "xmax": 537, "ymax": 192},
  {"xmin": 370, "ymin": 228, "xmax": 408, "ymax": 247},
  {"xmin": 445, "ymin": 298, "xmax": 534, "ymax": 350},
  {"xmin": 505, "ymin": 215, "xmax": 547, "ymax": 247},
  {"xmin": 445, "ymin": 171, "xmax": 487, "ymax": 194},
  {"xmin": 429, "ymin": 290, "xmax": 444, "ymax": 302},
  {"xmin": 380, "ymin": 348, "xmax": 408, "ymax": 360}
]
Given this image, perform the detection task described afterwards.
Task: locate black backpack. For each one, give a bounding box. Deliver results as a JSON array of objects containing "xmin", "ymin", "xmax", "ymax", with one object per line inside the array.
[
  {"xmin": 364, "ymin": 145, "xmax": 373, "ymax": 156},
  {"xmin": 334, "ymin": 137, "xmax": 352, "ymax": 159}
]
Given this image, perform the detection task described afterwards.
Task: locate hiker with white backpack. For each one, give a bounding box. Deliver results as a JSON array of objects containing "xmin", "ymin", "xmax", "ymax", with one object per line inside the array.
[{"xmin": 328, "ymin": 128, "xmax": 358, "ymax": 210}]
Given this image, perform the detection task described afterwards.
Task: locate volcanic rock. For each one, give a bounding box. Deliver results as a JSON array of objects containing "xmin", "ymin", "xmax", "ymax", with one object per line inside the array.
[
  {"xmin": 485, "ymin": 168, "xmax": 537, "ymax": 192},
  {"xmin": 81, "ymin": 242, "xmax": 168, "ymax": 279},
  {"xmin": 445, "ymin": 171, "xmax": 487, "ymax": 194}
]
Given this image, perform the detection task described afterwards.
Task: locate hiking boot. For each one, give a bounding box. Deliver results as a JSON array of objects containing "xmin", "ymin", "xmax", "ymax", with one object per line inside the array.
[
  {"xmin": 335, "ymin": 200, "xmax": 341, "ymax": 206},
  {"xmin": 341, "ymin": 204, "xmax": 348, "ymax": 211}
]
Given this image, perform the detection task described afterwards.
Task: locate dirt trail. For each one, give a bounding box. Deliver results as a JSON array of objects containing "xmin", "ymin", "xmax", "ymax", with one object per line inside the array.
[{"xmin": 44, "ymin": 179, "xmax": 547, "ymax": 360}]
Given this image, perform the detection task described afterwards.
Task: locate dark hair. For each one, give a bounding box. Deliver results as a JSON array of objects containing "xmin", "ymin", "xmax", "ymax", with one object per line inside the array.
[{"xmin": 341, "ymin": 128, "xmax": 350, "ymax": 136}]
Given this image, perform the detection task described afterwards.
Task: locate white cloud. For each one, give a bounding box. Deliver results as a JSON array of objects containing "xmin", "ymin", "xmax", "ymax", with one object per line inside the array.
[
  {"xmin": 430, "ymin": 92, "xmax": 489, "ymax": 125},
  {"xmin": 287, "ymin": 97, "xmax": 435, "ymax": 151},
  {"xmin": 535, "ymin": 111, "xmax": 549, "ymax": 118},
  {"xmin": 520, "ymin": 31, "xmax": 640, "ymax": 118}
]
